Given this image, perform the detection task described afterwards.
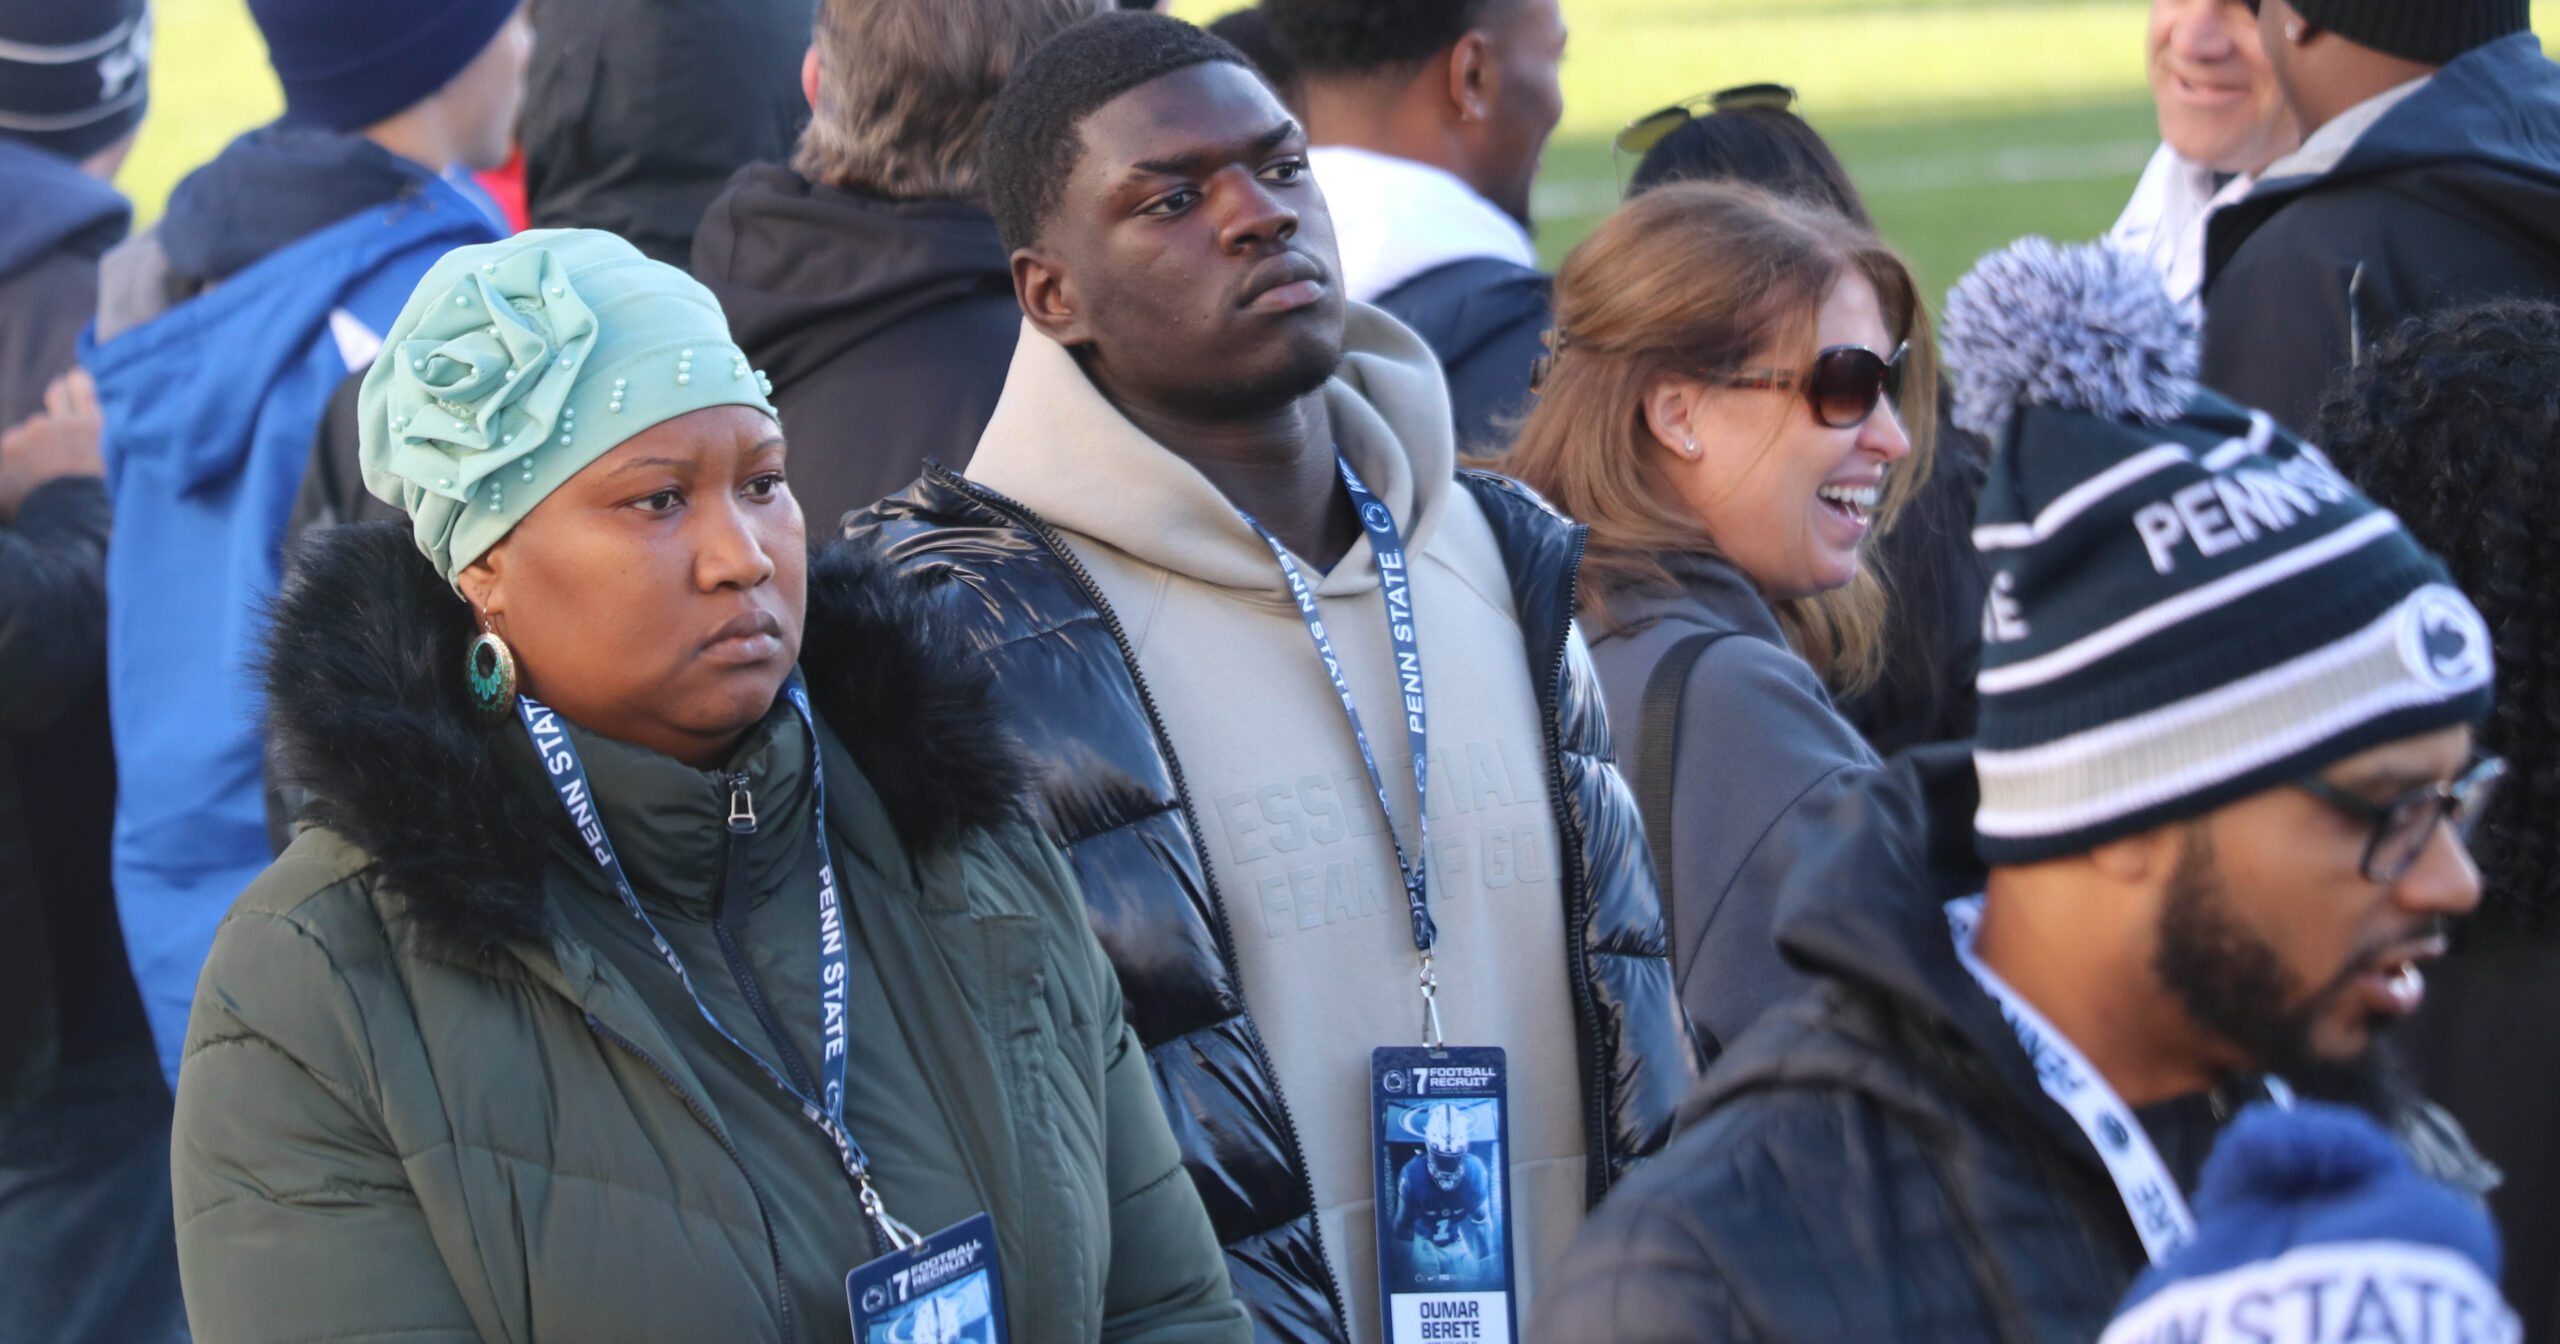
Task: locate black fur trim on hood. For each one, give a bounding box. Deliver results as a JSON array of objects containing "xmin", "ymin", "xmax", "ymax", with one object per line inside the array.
[{"xmin": 262, "ymin": 522, "xmax": 1032, "ymax": 958}]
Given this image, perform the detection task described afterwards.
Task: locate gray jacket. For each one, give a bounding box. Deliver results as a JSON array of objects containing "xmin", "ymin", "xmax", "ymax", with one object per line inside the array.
[{"xmin": 1586, "ymin": 554, "xmax": 1879, "ymax": 1052}]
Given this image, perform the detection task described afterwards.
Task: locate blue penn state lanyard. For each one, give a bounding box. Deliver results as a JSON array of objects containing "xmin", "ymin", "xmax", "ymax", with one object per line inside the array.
[
  {"xmin": 517, "ymin": 679, "xmax": 921, "ymax": 1251},
  {"xmin": 1238, "ymin": 457, "xmax": 1445, "ymax": 1047}
]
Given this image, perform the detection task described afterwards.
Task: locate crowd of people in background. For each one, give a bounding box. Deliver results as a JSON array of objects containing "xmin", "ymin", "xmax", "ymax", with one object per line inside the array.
[{"xmin": 3, "ymin": 0, "xmax": 2558, "ymax": 1341}]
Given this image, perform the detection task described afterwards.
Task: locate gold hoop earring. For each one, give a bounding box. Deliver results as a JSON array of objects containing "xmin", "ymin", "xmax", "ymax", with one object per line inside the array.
[{"xmin": 466, "ymin": 630, "xmax": 518, "ymax": 717}]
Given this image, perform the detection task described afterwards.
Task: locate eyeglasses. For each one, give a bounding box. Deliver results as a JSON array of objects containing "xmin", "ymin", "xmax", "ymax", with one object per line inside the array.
[
  {"xmin": 1614, "ymin": 82, "xmax": 1800, "ymax": 158},
  {"xmin": 2291, "ymin": 756, "xmax": 2506, "ymax": 884},
  {"xmin": 1721, "ymin": 342, "xmax": 1907, "ymax": 429}
]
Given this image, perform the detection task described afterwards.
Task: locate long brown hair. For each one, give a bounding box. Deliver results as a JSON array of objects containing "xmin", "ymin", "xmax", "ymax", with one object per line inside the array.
[{"xmin": 1503, "ymin": 181, "xmax": 1937, "ymax": 691}]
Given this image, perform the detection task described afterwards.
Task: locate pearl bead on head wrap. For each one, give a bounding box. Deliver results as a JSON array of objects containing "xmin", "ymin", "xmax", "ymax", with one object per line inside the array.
[{"xmin": 357, "ymin": 228, "xmax": 778, "ymax": 588}]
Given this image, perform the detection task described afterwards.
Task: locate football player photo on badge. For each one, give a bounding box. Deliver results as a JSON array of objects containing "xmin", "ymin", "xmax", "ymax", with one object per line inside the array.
[
  {"xmin": 1372, "ymin": 1046, "xmax": 1517, "ymax": 1344},
  {"xmin": 845, "ymin": 1212, "xmax": 1009, "ymax": 1344}
]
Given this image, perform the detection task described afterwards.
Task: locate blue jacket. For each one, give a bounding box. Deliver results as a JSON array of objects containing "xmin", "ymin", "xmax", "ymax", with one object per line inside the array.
[
  {"xmin": 1374, "ymin": 258, "xmax": 1551, "ymax": 457},
  {"xmin": 81, "ymin": 137, "xmax": 501, "ymax": 1081},
  {"xmin": 2202, "ymin": 33, "xmax": 2560, "ymax": 430}
]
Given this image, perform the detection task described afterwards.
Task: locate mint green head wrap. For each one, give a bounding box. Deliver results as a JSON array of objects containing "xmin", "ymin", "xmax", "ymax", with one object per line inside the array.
[{"xmin": 358, "ymin": 229, "xmax": 778, "ymax": 587}]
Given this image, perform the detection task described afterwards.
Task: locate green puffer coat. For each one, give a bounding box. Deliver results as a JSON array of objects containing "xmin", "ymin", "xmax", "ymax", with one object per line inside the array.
[{"xmin": 172, "ymin": 523, "xmax": 1250, "ymax": 1344}]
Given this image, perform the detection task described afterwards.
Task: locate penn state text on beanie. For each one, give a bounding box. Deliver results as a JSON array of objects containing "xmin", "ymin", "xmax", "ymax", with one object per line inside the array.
[
  {"xmin": 2100, "ymin": 1103, "xmax": 2518, "ymax": 1344},
  {"xmin": 357, "ymin": 230, "xmax": 778, "ymax": 588},
  {"xmin": 1942, "ymin": 238, "xmax": 2494, "ymax": 865},
  {"xmin": 246, "ymin": 0, "xmax": 517, "ymax": 133},
  {"xmin": 2288, "ymin": 0, "xmax": 2529, "ymax": 66},
  {"xmin": 0, "ymin": 0, "xmax": 148, "ymax": 160}
]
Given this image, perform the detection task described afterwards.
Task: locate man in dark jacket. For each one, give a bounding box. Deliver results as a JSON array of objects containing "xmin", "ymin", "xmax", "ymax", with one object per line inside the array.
[
  {"xmin": 0, "ymin": 6, "xmax": 183, "ymax": 1339},
  {"xmin": 1264, "ymin": 0, "xmax": 1563, "ymax": 454},
  {"xmin": 693, "ymin": 0, "xmax": 1105, "ymax": 528},
  {"xmin": 2201, "ymin": 0, "xmax": 2560, "ymax": 431},
  {"xmin": 519, "ymin": 0, "xmax": 812, "ymax": 264},
  {"xmin": 847, "ymin": 17, "xmax": 1697, "ymax": 1342},
  {"xmin": 1537, "ymin": 239, "xmax": 2501, "ymax": 1343}
]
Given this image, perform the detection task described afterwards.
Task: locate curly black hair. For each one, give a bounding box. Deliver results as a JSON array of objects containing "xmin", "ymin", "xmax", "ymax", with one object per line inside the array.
[
  {"xmin": 1263, "ymin": 0, "xmax": 1498, "ymax": 76},
  {"xmin": 2314, "ymin": 299, "xmax": 2560, "ymax": 943},
  {"xmin": 981, "ymin": 11, "xmax": 1250, "ymax": 253}
]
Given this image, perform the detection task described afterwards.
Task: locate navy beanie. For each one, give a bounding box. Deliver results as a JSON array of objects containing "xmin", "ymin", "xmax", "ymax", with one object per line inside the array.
[
  {"xmin": 0, "ymin": 0, "xmax": 150, "ymax": 160},
  {"xmin": 1942, "ymin": 238, "xmax": 2494, "ymax": 865},
  {"xmin": 248, "ymin": 0, "xmax": 519, "ymax": 133},
  {"xmin": 2101, "ymin": 1103, "xmax": 2517, "ymax": 1343},
  {"xmin": 2290, "ymin": 0, "xmax": 2530, "ymax": 66}
]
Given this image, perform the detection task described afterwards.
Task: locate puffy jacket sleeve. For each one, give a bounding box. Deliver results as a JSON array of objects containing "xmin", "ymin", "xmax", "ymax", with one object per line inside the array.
[
  {"xmin": 172, "ymin": 854, "xmax": 484, "ymax": 1344},
  {"xmin": 1099, "ymin": 1011, "xmax": 1256, "ymax": 1344},
  {"xmin": 1059, "ymin": 826, "xmax": 1253, "ymax": 1342}
]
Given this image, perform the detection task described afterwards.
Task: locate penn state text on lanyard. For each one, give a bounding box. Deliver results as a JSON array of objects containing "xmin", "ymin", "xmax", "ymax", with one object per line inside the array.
[
  {"xmin": 518, "ymin": 680, "xmax": 922, "ymax": 1253},
  {"xmin": 1944, "ymin": 895, "xmax": 2195, "ymax": 1265},
  {"xmin": 1237, "ymin": 456, "xmax": 1445, "ymax": 1047}
]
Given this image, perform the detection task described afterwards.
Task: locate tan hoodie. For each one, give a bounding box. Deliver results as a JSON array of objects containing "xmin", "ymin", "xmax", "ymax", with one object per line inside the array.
[{"xmin": 968, "ymin": 306, "xmax": 1584, "ymax": 1342}]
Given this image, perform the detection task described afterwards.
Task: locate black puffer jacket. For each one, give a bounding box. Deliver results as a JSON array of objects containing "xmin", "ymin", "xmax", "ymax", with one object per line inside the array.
[{"xmin": 848, "ymin": 463, "xmax": 1700, "ymax": 1343}]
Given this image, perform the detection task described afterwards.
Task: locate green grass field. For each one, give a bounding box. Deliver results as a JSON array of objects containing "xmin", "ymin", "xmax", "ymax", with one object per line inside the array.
[{"xmin": 126, "ymin": 0, "xmax": 2554, "ymax": 303}]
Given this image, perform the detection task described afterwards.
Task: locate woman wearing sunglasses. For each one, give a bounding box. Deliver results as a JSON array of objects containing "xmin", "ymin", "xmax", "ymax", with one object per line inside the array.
[{"xmin": 1504, "ymin": 180, "xmax": 1934, "ymax": 1051}]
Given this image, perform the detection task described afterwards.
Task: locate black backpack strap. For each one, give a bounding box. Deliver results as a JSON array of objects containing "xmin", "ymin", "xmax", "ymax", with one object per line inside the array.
[{"xmin": 1635, "ymin": 631, "xmax": 1735, "ymax": 962}]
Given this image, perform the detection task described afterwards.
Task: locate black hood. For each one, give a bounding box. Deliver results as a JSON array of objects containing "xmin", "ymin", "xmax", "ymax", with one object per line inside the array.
[
  {"xmin": 159, "ymin": 122, "xmax": 433, "ymax": 285},
  {"xmin": 692, "ymin": 164, "xmax": 1015, "ymax": 395},
  {"xmin": 260, "ymin": 522, "xmax": 1031, "ymax": 957},
  {"xmin": 2208, "ymin": 33, "xmax": 2560, "ymax": 285}
]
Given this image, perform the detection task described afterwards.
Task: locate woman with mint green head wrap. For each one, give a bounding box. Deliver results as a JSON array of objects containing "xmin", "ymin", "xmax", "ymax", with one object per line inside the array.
[{"xmin": 169, "ymin": 230, "xmax": 1251, "ymax": 1344}]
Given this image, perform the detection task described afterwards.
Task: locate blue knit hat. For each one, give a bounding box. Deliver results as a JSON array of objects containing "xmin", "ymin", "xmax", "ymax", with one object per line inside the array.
[
  {"xmin": 248, "ymin": 0, "xmax": 518, "ymax": 133},
  {"xmin": 1942, "ymin": 238, "xmax": 2495, "ymax": 864},
  {"xmin": 2100, "ymin": 1103, "xmax": 2517, "ymax": 1344},
  {"xmin": 0, "ymin": 0, "xmax": 149, "ymax": 160}
]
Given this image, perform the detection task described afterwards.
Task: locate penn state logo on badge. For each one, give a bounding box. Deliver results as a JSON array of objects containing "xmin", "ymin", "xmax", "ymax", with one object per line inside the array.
[
  {"xmin": 2398, "ymin": 585, "xmax": 2491, "ymax": 693},
  {"xmin": 860, "ymin": 1284, "xmax": 890, "ymax": 1314},
  {"xmin": 1382, "ymin": 1069, "xmax": 1408, "ymax": 1094}
]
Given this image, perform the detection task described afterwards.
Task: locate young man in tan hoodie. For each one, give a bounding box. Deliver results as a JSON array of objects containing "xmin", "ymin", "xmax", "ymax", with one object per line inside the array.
[{"xmin": 845, "ymin": 13, "xmax": 1697, "ymax": 1343}]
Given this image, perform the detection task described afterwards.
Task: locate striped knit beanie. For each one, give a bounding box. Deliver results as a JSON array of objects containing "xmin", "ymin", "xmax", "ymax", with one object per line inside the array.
[
  {"xmin": 2100, "ymin": 1103, "xmax": 2517, "ymax": 1344},
  {"xmin": 1943, "ymin": 238, "xmax": 2494, "ymax": 864}
]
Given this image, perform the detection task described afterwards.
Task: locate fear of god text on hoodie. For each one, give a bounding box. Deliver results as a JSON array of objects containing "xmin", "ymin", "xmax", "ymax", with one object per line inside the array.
[{"xmin": 967, "ymin": 305, "xmax": 1584, "ymax": 1342}]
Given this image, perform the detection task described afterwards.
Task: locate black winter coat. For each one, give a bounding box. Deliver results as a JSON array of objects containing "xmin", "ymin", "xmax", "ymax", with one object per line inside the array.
[
  {"xmin": 2202, "ymin": 34, "xmax": 2560, "ymax": 432},
  {"xmin": 693, "ymin": 165, "xmax": 1019, "ymax": 528},
  {"xmin": 517, "ymin": 0, "xmax": 813, "ymax": 264},
  {"xmin": 1374, "ymin": 258, "xmax": 1551, "ymax": 456},
  {"xmin": 1534, "ymin": 745, "xmax": 2496, "ymax": 1344},
  {"xmin": 847, "ymin": 464, "xmax": 1701, "ymax": 1343},
  {"xmin": 1534, "ymin": 745, "xmax": 2286, "ymax": 1344}
]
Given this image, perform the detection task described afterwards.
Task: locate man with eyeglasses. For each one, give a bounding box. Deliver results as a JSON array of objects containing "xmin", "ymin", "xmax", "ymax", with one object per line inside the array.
[
  {"xmin": 1533, "ymin": 238, "xmax": 2501, "ymax": 1344},
  {"xmin": 1260, "ymin": 0, "xmax": 1566, "ymax": 455}
]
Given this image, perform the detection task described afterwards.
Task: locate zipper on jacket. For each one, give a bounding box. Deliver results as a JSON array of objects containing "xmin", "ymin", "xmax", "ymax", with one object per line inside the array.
[
  {"xmin": 585, "ymin": 1012, "xmax": 798, "ymax": 1340},
  {"xmin": 931, "ymin": 464, "xmax": 1356, "ymax": 1343},
  {"xmin": 1533, "ymin": 513, "xmax": 1619, "ymax": 1209},
  {"xmin": 711, "ymin": 773, "xmax": 821, "ymax": 1101}
]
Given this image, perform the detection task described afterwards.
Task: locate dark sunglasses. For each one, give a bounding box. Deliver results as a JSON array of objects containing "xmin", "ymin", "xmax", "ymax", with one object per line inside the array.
[
  {"xmin": 1722, "ymin": 342, "xmax": 1908, "ymax": 429},
  {"xmin": 1614, "ymin": 82, "xmax": 1799, "ymax": 158},
  {"xmin": 2292, "ymin": 756, "xmax": 2506, "ymax": 884}
]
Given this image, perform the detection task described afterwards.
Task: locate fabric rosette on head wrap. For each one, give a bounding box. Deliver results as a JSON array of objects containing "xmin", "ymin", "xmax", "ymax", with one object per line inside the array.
[{"xmin": 358, "ymin": 228, "xmax": 778, "ymax": 587}]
